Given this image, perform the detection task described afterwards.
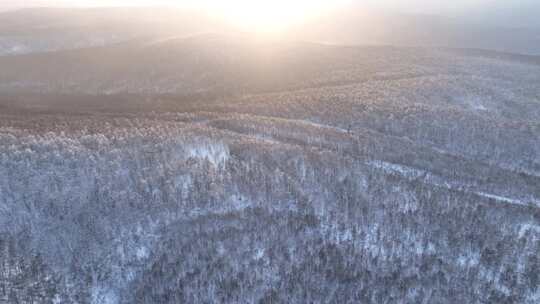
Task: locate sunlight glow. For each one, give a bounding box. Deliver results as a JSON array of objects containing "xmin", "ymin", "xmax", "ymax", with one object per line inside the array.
[
  {"xmin": 206, "ymin": 0, "xmax": 339, "ymax": 32},
  {"xmin": 37, "ymin": 0, "xmax": 351, "ymax": 33}
]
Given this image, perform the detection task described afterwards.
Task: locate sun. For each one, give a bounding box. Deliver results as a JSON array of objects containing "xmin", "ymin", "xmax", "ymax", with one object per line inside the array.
[{"xmin": 205, "ymin": 0, "xmax": 341, "ymax": 32}]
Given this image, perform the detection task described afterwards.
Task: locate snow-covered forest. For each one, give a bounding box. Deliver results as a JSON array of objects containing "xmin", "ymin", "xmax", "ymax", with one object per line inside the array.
[
  {"xmin": 0, "ymin": 112, "xmax": 537, "ymax": 303},
  {"xmin": 1, "ymin": 99, "xmax": 539, "ymax": 303},
  {"xmin": 0, "ymin": 7, "xmax": 540, "ymax": 304}
]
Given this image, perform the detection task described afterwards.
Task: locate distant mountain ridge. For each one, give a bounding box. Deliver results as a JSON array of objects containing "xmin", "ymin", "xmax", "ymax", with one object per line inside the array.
[
  {"xmin": 0, "ymin": 7, "xmax": 229, "ymax": 56},
  {"xmin": 290, "ymin": 6, "xmax": 540, "ymax": 55},
  {"xmin": 0, "ymin": 7, "xmax": 539, "ymax": 56},
  {"xmin": 462, "ymin": 0, "xmax": 540, "ymax": 28}
]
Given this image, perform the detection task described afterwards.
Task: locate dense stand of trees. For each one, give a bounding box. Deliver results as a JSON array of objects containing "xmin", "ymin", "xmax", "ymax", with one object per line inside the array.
[
  {"xmin": 0, "ymin": 26, "xmax": 539, "ymax": 303},
  {"xmin": 0, "ymin": 113, "xmax": 538, "ymax": 303}
]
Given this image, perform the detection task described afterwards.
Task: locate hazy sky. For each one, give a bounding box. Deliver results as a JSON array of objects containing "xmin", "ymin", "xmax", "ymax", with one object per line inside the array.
[
  {"xmin": 0, "ymin": 0, "xmax": 514, "ymax": 14},
  {"xmin": 3, "ymin": 0, "xmax": 540, "ymax": 27}
]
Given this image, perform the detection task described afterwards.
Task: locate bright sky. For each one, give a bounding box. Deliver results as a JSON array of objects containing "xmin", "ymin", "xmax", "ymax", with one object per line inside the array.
[
  {"xmin": 4, "ymin": 0, "xmax": 494, "ymax": 13},
  {"xmin": 4, "ymin": 0, "xmax": 351, "ymax": 31},
  {"xmin": 3, "ymin": 0, "xmax": 539, "ymax": 29}
]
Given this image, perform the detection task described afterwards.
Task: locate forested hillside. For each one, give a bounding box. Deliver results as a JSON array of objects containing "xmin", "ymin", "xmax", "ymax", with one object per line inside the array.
[
  {"xmin": 1, "ymin": 105, "xmax": 539, "ymax": 303},
  {"xmin": 0, "ymin": 10, "xmax": 539, "ymax": 303}
]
